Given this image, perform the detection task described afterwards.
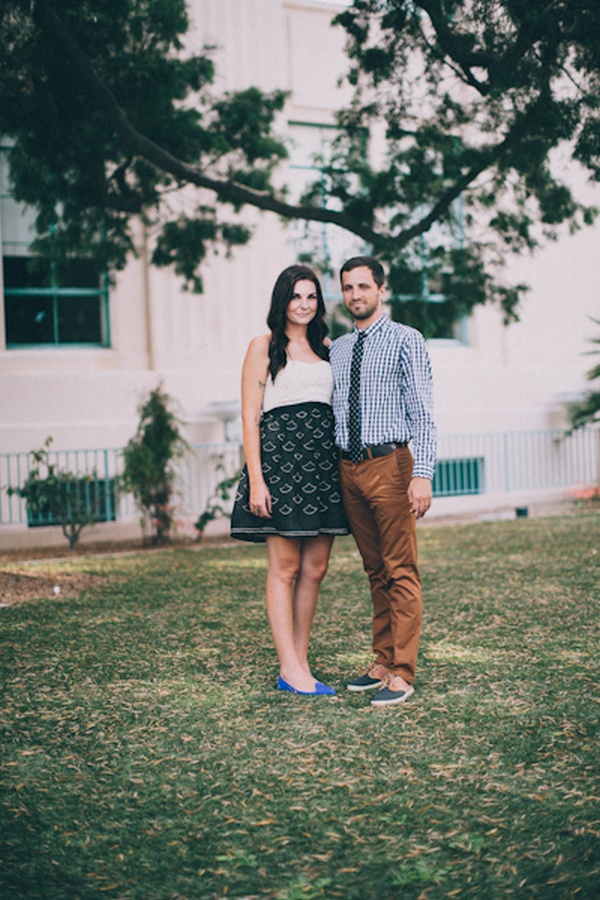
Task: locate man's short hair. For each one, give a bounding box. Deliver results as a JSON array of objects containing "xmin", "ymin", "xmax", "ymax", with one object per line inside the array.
[{"xmin": 340, "ymin": 256, "xmax": 386, "ymax": 288}]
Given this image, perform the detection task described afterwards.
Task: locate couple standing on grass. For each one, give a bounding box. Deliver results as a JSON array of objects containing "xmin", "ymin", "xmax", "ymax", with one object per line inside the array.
[{"xmin": 230, "ymin": 256, "xmax": 437, "ymax": 708}]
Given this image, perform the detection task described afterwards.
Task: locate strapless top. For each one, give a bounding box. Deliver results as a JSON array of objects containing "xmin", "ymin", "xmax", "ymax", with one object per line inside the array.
[{"xmin": 263, "ymin": 359, "xmax": 333, "ymax": 413}]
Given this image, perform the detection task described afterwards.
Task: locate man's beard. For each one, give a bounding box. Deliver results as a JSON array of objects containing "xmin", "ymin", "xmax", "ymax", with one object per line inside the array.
[{"xmin": 351, "ymin": 306, "xmax": 377, "ymax": 320}]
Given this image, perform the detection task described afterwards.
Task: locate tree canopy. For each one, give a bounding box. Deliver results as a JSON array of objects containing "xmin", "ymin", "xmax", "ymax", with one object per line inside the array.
[
  {"xmin": 1, "ymin": 0, "xmax": 599, "ymax": 329},
  {"xmin": 330, "ymin": 0, "xmax": 600, "ymax": 329}
]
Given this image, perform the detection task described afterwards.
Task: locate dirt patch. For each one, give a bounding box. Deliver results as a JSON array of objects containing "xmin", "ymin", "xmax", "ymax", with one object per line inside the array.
[
  {"xmin": 0, "ymin": 536, "xmax": 228, "ymax": 606},
  {"xmin": 0, "ymin": 540, "xmax": 145, "ymax": 606},
  {"xmin": 0, "ymin": 539, "xmax": 152, "ymax": 564},
  {"xmin": 0, "ymin": 569, "xmax": 108, "ymax": 607},
  {"xmin": 0, "ymin": 541, "xmax": 153, "ymax": 606}
]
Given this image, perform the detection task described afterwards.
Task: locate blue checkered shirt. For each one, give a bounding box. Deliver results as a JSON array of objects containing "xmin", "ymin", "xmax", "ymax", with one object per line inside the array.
[{"xmin": 329, "ymin": 314, "xmax": 437, "ymax": 480}]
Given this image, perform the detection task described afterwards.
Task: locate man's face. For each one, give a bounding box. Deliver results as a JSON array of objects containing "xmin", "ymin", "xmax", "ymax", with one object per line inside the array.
[{"xmin": 341, "ymin": 266, "xmax": 385, "ymax": 326}]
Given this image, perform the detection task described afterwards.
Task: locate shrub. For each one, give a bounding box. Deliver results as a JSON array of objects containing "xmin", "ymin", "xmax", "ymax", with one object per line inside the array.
[
  {"xmin": 7, "ymin": 438, "xmax": 98, "ymax": 551},
  {"xmin": 121, "ymin": 385, "xmax": 188, "ymax": 545}
]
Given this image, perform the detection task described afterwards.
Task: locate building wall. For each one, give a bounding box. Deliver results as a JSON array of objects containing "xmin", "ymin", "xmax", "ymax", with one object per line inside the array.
[
  {"xmin": 431, "ymin": 196, "xmax": 600, "ymax": 436},
  {"xmin": 1, "ymin": 0, "xmax": 598, "ymax": 465}
]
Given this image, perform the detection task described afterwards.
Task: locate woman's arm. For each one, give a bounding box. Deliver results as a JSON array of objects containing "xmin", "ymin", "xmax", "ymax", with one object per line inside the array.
[{"xmin": 241, "ymin": 334, "xmax": 272, "ymax": 517}]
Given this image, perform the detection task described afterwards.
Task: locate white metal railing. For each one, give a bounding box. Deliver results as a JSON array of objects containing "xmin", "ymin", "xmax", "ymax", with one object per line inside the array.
[
  {"xmin": 0, "ymin": 443, "xmax": 242, "ymax": 528},
  {"xmin": 1, "ymin": 428, "xmax": 598, "ymax": 528},
  {"xmin": 434, "ymin": 427, "xmax": 599, "ymax": 496}
]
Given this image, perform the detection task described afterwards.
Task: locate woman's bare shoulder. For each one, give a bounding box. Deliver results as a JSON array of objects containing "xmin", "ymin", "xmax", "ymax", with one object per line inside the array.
[
  {"xmin": 244, "ymin": 333, "xmax": 271, "ymax": 365},
  {"xmin": 249, "ymin": 333, "xmax": 271, "ymax": 352}
]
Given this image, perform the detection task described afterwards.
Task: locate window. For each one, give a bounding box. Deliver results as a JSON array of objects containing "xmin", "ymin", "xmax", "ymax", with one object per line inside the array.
[
  {"xmin": 26, "ymin": 476, "xmax": 118, "ymax": 527},
  {"xmin": 388, "ymin": 201, "xmax": 468, "ymax": 343},
  {"xmin": 286, "ymin": 123, "xmax": 468, "ymax": 342},
  {"xmin": 1, "ymin": 150, "xmax": 110, "ymax": 348},
  {"xmin": 3, "ymin": 255, "xmax": 109, "ymax": 347},
  {"xmin": 287, "ymin": 122, "xmax": 366, "ymax": 308},
  {"xmin": 433, "ymin": 457, "xmax": 484, "ymax": 497}
]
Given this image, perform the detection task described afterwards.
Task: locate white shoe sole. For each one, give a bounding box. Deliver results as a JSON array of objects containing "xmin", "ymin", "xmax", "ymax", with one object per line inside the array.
[{"xmin": 346, "ymin": 680, "xmax": 383, "ymax": 692}]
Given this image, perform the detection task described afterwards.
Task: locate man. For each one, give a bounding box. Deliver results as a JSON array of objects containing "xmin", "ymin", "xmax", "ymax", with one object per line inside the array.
[{"xmin": 329, "ymin": 256, "xmax": 437, "ymax": 707}]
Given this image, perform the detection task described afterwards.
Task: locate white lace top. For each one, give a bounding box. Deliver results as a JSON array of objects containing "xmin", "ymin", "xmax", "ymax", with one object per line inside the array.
[{"xmin": 263, "ymin": 359, "xmax": 333, "ymax": 413}]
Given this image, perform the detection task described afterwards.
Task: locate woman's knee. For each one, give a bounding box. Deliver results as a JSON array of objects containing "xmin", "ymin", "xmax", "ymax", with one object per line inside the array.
[
  {"xmin": 299, "ymin": 547, "xmax": 331, "ymax": 583},
  {"xmin": 266, "ymin": 538, "xmax": 302, "ymax": 583},
  {"xmin": 268, "ymin": 552, "xmax": 301, "ymax": 585},
  {"xmin": 301, "ymin": 561, "xmax": 328, "ymax": 585}
]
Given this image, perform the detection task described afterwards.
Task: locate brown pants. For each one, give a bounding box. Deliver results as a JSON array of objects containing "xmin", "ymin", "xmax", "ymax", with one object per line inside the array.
[{"xmin": 340, "ymin": 448, "xmax": 422, "ymax": 684}]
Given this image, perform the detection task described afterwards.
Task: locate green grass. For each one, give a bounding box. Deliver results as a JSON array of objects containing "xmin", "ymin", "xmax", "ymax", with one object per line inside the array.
[{"xmin": 1, "ymin": 511, "xmax": 599, "ymax": 899}]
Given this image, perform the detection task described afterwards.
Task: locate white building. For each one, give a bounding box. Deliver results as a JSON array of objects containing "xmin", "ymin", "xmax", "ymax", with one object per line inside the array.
[{"xmin": 1, "ymin": 0, "xmax": 599, "ymax": 547}]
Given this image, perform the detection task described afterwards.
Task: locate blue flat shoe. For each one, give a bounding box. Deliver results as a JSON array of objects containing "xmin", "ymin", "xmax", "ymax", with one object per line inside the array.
[{"xmin": 277, "ymin": 675, "xmax": 336, "ymax": 696}]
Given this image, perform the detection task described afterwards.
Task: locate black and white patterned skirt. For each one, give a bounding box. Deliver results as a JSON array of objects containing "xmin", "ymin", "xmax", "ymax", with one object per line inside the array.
[{"xmin": 230, "ymin": 402, "xmax": 349, "ymax": 543}]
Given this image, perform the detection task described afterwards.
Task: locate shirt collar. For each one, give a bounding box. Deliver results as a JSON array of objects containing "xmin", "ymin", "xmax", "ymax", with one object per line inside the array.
[{"xmin": 353, "ymin": 313, "xmax": 388, "ymax": 339}]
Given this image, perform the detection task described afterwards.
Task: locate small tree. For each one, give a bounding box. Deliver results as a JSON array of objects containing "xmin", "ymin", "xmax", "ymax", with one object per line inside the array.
[
  {"xmin": 121, "ymin": 385, "xmax": 188, "ymax": 545},
  {"xmin": 570, "ymin": 319, "xmax": 600, "ymax": 432},
  {"xmin": 7, "ymin": 437, "xmax": 97, "ymax": 551}
]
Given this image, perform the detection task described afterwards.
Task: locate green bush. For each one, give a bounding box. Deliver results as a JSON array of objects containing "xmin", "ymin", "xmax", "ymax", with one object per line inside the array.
[
  {"xmin": 7, "ymin": 437, "xmax": 98, "ymax": 551},
  {"xmin": 121, "ymin": 385, "xmax": 188, "ymax": 545}
]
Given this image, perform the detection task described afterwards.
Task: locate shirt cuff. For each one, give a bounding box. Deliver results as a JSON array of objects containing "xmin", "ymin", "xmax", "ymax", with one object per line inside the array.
[{"xmin": 412, "ymin": 463, "xmax": 435, "ymax": 481}]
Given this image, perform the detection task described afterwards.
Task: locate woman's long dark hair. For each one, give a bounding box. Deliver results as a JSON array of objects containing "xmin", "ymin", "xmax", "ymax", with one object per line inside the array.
[{"xmin": 266, "ymin": 265, "xmax": 328, "ymax": 381}]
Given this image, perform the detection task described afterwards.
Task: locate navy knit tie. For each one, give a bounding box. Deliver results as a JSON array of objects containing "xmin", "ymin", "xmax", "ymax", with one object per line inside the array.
[{"xmin": 348, "ymin": 330, "xmax": 366, "ymax": 464}]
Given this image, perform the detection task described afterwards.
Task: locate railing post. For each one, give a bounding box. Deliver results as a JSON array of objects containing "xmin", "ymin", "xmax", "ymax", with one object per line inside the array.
[
  {"xmin": 503, "ymin": 431, "xmax": 511, "ymax": 493},
  {"xmin": 103, "ymin": 449, "xmax": 113, "ymax": 522}
]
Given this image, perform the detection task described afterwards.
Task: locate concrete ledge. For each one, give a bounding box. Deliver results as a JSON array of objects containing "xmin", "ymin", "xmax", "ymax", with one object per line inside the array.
[{"xmin": 422, "ymin": 488, "xmax": 575, "ymax": 525}]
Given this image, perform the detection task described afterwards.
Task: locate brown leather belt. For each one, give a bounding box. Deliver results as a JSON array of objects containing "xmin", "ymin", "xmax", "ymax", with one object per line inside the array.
[{"xmin": 340, "ymin": 442, "xmax": 408, "ymax": 462}]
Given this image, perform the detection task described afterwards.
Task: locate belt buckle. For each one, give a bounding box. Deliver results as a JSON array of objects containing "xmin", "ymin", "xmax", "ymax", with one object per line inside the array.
[{"xmin": 365, "ymin": 442, "xmax": 398, "ymax": 460}]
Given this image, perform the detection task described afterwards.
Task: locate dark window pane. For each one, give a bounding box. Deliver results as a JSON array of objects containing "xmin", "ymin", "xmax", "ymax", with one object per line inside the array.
[
  {"xmin": 389, "ymin": 268, "xmax": 422, "ymax": 296},
  {"xmin": 3, "ymin": 255, "xmax": 101, "ymax": 290},
  {"xmin": 56, "ymin": 258, "xmax": 102, "ymax": 289},
  {"xmin": 390, "ymin": 298, "xmax": 458, "ymax": 340},
  {"xmin": 58, "ymin": 295, "xmax": 103, "ymax": 343},
  {"xmin": 3, "ymin": 256, "xmax": 52, "ymax": 289},
  {"xmin": 428, "ymin": 270, "xmax": 453, "ymax": 296},
  {"xmin": 3, "ymin": 254, "xmax": 108, "ymax": 347},
  {"xmin": 4, "ymin": 295, "xmax": 55, "ymax": 344}
]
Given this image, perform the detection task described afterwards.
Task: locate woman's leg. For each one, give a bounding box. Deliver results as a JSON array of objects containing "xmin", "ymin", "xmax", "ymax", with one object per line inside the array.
[
  {"xmin": 265, "ymin": 535, "xmax": 316, "ymax": 692},
  {"xmin": 292, "ymin": 534, "xmax": 334, "ymax": 672}
]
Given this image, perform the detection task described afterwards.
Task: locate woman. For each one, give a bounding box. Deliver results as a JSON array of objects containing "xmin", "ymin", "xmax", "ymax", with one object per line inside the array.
[{"xmin": 231, "ymin": 265, "xmax": 348, "ymax": 696}]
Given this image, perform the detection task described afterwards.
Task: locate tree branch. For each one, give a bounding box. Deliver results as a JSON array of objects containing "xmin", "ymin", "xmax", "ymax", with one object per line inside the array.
[
  {"xmin": 416, "ymin": 0, "xmax": 493, "ymax": 95},
  {"xmin": 391, "ymin": 94, "xmax": 550, "ymax": 247},
  {"xmin": 30, "ymin": 0, "xmax": 549, "ymax": 258},
  {"xmin": 32, "ymin": 0, "xmax": 383, "ymax": 245}
]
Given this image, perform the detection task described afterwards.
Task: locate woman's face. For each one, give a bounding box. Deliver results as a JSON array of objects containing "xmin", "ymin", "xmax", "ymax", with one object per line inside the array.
[{"xmin": 286, "ymin": 279, "xmax": 319, "ymax": 326}]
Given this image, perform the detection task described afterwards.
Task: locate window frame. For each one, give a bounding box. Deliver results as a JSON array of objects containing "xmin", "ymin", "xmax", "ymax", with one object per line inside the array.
[
  {"xmin": 3, "ymin": 259, "xmax": 111, "ymax": 349},
  {"xmin": 287, "ymin": 119, "xmax": 367, "ymax": 307},
  {"xmin": 1, "ymin": 147, "xmax": 111, "ymax": 350},
  {"xmin": 389, "ymin": 198, "xmax": 469, "ymax": 345},
  {"xmin": 286, "ymin": 121, "xmax": 468, "ymax": 344}
]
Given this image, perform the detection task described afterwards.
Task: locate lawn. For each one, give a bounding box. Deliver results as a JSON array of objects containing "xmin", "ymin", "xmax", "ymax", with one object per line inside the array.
[{"xmin": 1, "ymin": 511, "xmax": 599, "ymax": 899}]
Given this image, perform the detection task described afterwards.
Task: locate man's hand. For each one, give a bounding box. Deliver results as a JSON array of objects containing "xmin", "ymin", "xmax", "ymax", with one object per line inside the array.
[{"xmin": 408, "ymin": 477, "xmax": 432, "ymax": 519}]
